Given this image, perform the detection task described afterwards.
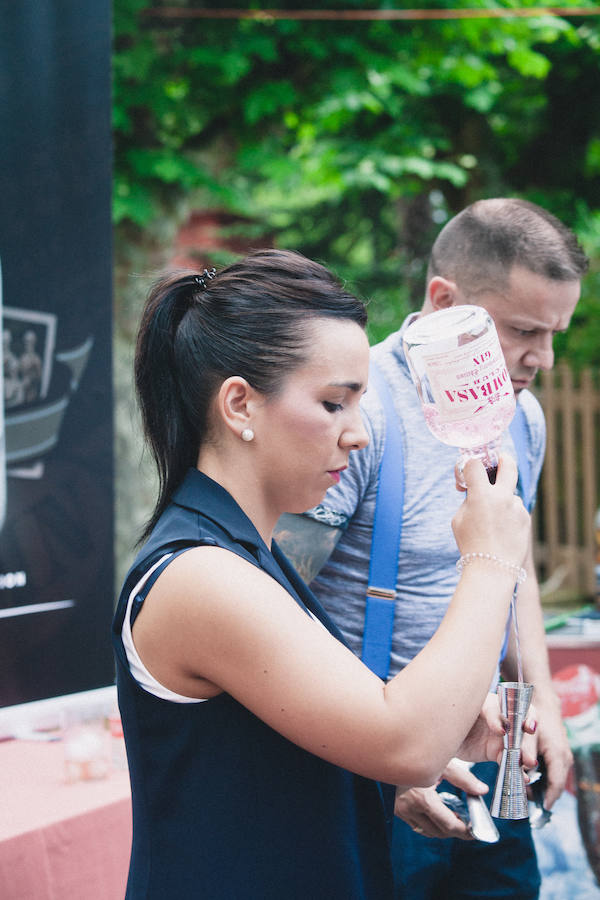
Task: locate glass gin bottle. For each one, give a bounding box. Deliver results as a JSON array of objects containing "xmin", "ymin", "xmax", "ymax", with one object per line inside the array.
[{"xmin": 403, "ymin": 304, "xmax": 516, "ymax": 481}]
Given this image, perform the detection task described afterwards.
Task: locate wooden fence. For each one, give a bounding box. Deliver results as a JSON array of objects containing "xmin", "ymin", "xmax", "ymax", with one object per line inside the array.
[{"xmin": 532, "ymin": 363, "xmax": 600, "ymax": 603}]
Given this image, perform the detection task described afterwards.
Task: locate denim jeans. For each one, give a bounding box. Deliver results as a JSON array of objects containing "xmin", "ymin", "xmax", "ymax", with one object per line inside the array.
[{"xmin": 392, "ymin": 762, "xmax": 541, "ymax": 899}]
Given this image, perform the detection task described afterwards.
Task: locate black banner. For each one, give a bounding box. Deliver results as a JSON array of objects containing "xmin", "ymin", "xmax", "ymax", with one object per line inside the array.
[{"xmin": 0, "ymin": 3, "xmax": 114, "ymax": 705}]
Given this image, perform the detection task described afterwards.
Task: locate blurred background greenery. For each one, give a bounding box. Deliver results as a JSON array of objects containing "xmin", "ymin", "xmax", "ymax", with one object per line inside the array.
[
  {"xmin": 113, "ymin": 0, "xmax": 600, "ymax": 356},
  {"xmin": 111, "ymin": 1, "xmax": 600, "ymax": 591}
]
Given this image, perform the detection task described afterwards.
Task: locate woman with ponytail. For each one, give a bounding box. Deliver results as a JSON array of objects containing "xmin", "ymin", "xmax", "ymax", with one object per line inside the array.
[{"xmin": 113, "ymin": 249, "xmax": 534, "ymax": 899}]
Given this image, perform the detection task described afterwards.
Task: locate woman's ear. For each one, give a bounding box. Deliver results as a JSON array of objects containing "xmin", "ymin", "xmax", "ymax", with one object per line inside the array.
[
  {"xmin": 216, "ymin": 376, "xmax": 259, "ymax": 440},
  {"xmin": 426, "ymin": 276, "xmax": 460, "ymax": 311}
]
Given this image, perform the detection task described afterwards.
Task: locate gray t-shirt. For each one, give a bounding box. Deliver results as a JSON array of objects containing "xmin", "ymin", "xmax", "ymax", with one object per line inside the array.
[{"xmin": 305, "ymin": 316, "xmax": 546, "ymax": 679}]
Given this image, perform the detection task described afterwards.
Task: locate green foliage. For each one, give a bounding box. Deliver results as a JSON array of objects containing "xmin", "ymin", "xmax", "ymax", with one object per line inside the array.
[
  {"xmin": 113, "ymin": 0, "xmax": 600, "ymax": 364},
  {"xmin": 554, "ymin": 203, "xmax": 600, "ymax": 369}
]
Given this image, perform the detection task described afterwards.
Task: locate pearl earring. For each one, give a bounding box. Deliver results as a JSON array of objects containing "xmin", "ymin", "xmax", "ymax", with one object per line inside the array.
[{"xmin": 241, "ymin": 428, "xmax": 254, "ymax": 442}]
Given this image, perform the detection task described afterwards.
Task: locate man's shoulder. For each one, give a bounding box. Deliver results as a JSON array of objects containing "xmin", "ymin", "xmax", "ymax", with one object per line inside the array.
[
  {"xmin": 510, "ymin": 388, "xmax": 547, "ymax": 497},
  {"xmin": 516, "ymin": 388, "xmax": 546, "ymax": 456},
  {"xmin": 517, "ymin": 387, "xmax": 544, "ymax": 425},
  {"xmin": 368, "ymin": 328, "xmax": 426, "ymax": 433}
]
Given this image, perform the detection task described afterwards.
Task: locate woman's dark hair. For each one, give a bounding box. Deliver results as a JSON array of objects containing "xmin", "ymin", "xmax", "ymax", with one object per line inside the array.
[{"xmin": 135, "ymin": 248, "xmax": 367, "ymax": 541}]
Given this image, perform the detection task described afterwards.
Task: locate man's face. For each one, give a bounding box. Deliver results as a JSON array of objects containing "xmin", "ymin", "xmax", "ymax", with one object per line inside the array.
[{"xmin": 461, "ymin": 266, "xmax": 580, "ymax": 394}]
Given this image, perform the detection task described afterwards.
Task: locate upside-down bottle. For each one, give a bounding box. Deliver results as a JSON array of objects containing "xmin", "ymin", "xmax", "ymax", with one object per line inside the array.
[{"xmin": 402, "ymin": 305, "xmax": 516, "ymax": 482}]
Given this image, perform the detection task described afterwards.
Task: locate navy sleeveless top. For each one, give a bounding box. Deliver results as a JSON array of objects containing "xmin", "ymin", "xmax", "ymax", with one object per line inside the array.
[{"xmin": 112, "ymin": 469, "xmax": 394, "ymax": 899}]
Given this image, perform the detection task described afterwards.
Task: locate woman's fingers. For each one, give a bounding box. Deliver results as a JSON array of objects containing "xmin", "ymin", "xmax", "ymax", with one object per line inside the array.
[
  {"xmin": 493, "ymin": 453, "xmax": 519, "ymax": 493},
  {"xmin": 459, "ymin": 454, "xmax": 518, "ymax": 496}
]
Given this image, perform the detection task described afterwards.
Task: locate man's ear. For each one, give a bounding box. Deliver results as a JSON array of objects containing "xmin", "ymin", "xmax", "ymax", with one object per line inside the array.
[
  {"xmin": 426, "ymin": 276, "xmax": 460, "ymax": 311},
  {"xmin": 216, "ymin": 376, "xmax": 258, "ymax": 440}
]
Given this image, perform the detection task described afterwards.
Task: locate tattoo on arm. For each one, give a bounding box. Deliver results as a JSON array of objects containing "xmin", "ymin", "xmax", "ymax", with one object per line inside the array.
[{"xmin": 274, "ymin": 513, "xmax": 344, "ymax": 584}]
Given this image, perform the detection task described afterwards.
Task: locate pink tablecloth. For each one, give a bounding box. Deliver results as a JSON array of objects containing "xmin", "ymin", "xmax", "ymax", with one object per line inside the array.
[
  {"xmin": 547, "ymin": 634, "xmax": 600, "ymax": 677},
  {"xmin": 0, "ymin": 738, "xmax": 131, "ymax": 899}
]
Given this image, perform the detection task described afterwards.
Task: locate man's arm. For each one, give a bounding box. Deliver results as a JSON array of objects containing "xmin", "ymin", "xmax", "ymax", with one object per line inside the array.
[
  {"xmin": 274, "ymin": 513, "xmax": 344, "ymax": 584},
  {"xmin": 501, "ymin": 531, "xmax": 573, "ymax": 809}
]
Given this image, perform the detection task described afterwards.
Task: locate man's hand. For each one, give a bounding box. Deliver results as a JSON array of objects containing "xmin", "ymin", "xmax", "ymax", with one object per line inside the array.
[
  {"xmin": 394, "ymin": 758, "xmax": 489, "ymax": 840},
  {"xmin": 526, "ymin": 694, "xmax": 573, "ymax": 809}
]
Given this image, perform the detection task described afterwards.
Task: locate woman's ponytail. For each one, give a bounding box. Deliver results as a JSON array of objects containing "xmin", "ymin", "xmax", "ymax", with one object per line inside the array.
[{"xmin": 135, "ymin": 274, "xmax": 203, "ymax": 542}]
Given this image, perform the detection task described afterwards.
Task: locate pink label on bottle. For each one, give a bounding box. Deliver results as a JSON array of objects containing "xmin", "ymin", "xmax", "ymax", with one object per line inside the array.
[{"xmin": 422, "ymin": 329, "xmax": 511, "ymax": 423}]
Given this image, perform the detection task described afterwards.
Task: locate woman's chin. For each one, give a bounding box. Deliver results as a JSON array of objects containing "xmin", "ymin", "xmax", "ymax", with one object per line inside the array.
[{"xmin": 284, "ymin": 490, "xmax": 326, "ymax": 516}]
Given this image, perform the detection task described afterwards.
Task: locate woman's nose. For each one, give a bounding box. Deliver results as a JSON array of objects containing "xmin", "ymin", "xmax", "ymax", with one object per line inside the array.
[{"xmin": 341, "ymin": 410, "xmax": 369, "ymax": 450}]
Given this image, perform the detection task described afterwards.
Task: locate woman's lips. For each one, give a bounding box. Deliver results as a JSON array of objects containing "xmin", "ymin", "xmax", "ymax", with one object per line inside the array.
[{"xmin": 327, "ymin": 466, "xmax": 347, "ymax": 484}]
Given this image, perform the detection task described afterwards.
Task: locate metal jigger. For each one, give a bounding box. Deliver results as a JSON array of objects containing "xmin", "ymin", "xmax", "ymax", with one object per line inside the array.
[{"xmin": 491, "ymin": 681, "xmax": 534, "ymax": 819}]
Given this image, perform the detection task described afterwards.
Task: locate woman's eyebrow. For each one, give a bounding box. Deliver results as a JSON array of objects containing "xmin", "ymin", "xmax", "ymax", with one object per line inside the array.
[{"xmin": 328, "ymin": 380, "xmax": 364, "ymax": 392}]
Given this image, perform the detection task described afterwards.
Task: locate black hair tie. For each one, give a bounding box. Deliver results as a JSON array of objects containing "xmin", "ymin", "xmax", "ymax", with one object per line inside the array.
[{"xmin": 194, "ymin": 268, "xmax": 216, "ymax": 290}]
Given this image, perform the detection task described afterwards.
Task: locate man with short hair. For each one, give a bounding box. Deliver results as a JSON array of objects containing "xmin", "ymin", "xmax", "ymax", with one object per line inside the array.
[{"xmin": 275, "ymin": 198, "xmax": 588, "ymax": 899}]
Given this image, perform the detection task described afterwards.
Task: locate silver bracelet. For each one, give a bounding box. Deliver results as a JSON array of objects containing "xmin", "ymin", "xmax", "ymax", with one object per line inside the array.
[{"xmin": 456, "ymin": 552, "xmax": 527, "ymax": 585}]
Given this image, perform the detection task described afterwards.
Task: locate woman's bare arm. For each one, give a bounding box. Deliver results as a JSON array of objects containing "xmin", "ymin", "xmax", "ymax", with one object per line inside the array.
[{"xmin": 132, "ymin": 456, "xmax": 529, "ymax": 788}]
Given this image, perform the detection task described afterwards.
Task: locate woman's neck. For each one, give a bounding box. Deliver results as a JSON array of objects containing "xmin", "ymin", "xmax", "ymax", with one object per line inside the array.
[{"xmin": 197, "ymin": 448, "xmax": 276, "ymax": 548}]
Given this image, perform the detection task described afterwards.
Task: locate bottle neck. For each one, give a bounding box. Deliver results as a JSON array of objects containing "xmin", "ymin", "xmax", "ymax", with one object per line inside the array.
[{"xmin": 458, "ymin": 440, "xmax": 500, "ymax": 484}]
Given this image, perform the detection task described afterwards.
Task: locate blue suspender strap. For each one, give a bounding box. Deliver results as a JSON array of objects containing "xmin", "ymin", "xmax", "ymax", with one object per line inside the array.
[
  {"xmin": 361, "ymin": 362, "xmax": 404, "ymax": 680},
  {"xmin": 509, "ymin": 402, "xmax": 533, "ymax": 512},
  {"xmin": 500, "ymin": 402, "xmax": 533, "ymax": 662}
]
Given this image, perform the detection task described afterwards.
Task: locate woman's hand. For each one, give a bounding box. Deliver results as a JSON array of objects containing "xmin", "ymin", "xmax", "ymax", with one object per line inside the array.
[
  {"xmin": 452, "ymin": 454, "xmax": 530, "ymax": 571},
  {"xmin": 458, "ymin": 690, "xmax": 538, "ymax": 769},
  {"xmin": 457, "ymin": 691, "xmax": 505, "ymax": 763}
]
